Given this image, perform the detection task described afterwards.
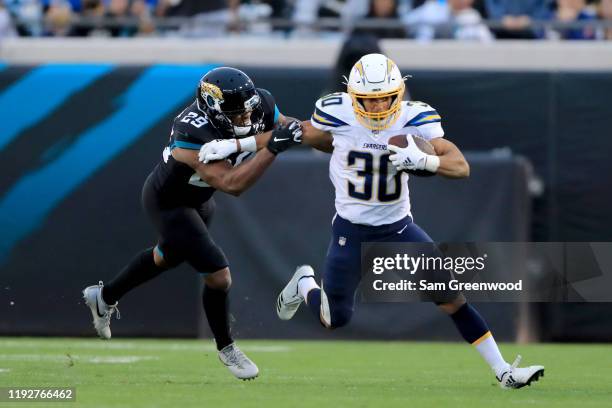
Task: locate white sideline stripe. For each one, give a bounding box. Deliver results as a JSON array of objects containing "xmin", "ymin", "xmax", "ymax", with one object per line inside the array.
[
  {"xmin": 0, "ymin": 341, "xmax": 291, "ymax": 353},
  {"xmin": 0, "ymin": 368, "xmax": 10, "ymax": 373},
  {"xmin": 0, "ymin": 354, "xmax": 158, "ymax": 364}
]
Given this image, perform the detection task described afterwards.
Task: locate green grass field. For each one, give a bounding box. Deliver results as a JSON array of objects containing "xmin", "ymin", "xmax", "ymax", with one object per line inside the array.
[{"xmin": 0, "ymin": 338, "xmax": 610, "ymax": 408}]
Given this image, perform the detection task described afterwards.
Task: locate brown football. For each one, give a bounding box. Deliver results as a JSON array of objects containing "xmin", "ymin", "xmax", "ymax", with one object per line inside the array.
[
  {"xmin": 387, "ymin": 134, "xmax": 436, "ymax": 177},
  {"xmin": 387, "ymin": 134, "xmax": 435, "ymax": 154}
]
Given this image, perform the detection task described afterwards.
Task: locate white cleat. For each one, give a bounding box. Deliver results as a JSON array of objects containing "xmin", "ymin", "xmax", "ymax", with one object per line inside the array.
[
  {"xmin": 218, "ymin": 343, "xmax": 259, "ymax": 380},
  {"xmin": 276, "ymin": 265, "xmax": 315, "ymax": 320},
  {"xmin": 497, "ymin": 355, "xmax": 545, "ymax": 389},
  {"xmin": 82, "ymin": 281, "xmax": 120, "ymax": 340}
]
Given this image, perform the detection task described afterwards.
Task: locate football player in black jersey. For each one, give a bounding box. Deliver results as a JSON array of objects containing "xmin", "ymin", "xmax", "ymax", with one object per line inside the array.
[{"xmin": 82, "ymin": 67, "xmax": 302, "ymax": 380}]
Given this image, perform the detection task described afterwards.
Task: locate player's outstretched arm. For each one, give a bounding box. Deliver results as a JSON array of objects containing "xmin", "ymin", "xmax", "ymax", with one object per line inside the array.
[
  {"xmin": 199, "ymin": 116, "xmax": 332, "ymax": 163},
  {"xmin": 174, "ymin": 147, "xmax": 275, "ymax": 196},
  {"xmin": 228, "ymin": 113, "xmax": 300, "ymax": 152},
  {"xmin": 253, "ymin": 117, "xmax": 332, "ymax": 153},
  {"xmin": 198, "ymin": 114, "xmax": 300, "ymax": 163},
  {"xmin": 251, "ymin": 113, "xmax": 296, "ymax": 150},
  {"xmin": 179, "ymin": 122, "xmax": 302, "ymax": 196},
  {"xmin": 198, "ymin": 130, "xmax": 274, "ymax": 163},
  {"xmin": 430, "ymin": 138, "xmax": 470, "ymax": 179},
  {"xmin": 300, "ymin": 121, "xmax": 333, "ymax": 153}
]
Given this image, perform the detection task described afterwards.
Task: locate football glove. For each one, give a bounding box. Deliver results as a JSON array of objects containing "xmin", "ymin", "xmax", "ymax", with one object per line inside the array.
[
  {"xmin": 388, "ymin": 135, "xmax": 439, "ymax": 172},
  {"xmin": 266, "ymin": 120, "xmax": 302, "ymax": 155},
  {"xmin": 198, "ymin": 139, "xmax": 238, "ymax": 163}
]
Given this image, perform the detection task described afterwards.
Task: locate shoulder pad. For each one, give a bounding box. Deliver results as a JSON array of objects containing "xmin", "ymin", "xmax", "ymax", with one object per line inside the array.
[
  {"xmin": 403, "ymin": 101, "xmax": 442, "ymax": 127},
  {"xmin": 312, "ymin": 92, "xmax": 352, "ymax": 128},
  {"xmin": 256, "ymin": 88, "xmax": 278, "ymax": 125},
  {"xmin": 257, "ymin": 88, "xmax": 275, "ymax": 105},
  {"xmin": 172, "ymin": 110, "xmax": 220, "ymax": 148}
]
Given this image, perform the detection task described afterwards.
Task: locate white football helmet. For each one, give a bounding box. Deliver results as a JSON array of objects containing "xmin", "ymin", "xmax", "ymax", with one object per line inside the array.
[{"xmin": 347, "ymin": 53, "xmax": 405, "ymax": 131}]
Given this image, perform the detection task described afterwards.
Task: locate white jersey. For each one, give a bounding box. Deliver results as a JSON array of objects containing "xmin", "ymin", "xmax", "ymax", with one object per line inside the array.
[{"xmin": 311, "ymin": 92, "xmax": 444, "ymax": 226}]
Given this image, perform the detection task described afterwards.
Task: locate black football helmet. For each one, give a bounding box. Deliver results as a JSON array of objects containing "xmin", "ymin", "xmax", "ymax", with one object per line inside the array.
[{"xmin": 196, "ymin": 67, "xmax": 264, "ymax": 137}]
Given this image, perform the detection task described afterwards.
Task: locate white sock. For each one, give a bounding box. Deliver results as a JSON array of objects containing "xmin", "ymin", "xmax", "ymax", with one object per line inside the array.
[
  {"xmin": 298, "ymin": 276, "xmax": 319, "ymax": 301},
  {"xmin": 474, "ymin": 332, "xmax": 509, "ymax": 376}
]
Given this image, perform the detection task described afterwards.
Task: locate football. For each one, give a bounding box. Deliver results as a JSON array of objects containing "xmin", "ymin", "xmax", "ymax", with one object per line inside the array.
[
  {"xmin": 387, "ymin": 134, "xmax": 436, "ymax": 154},
  {"xmin": 387, "ymin": 134, "xmax": 436, "ymax": 177}
]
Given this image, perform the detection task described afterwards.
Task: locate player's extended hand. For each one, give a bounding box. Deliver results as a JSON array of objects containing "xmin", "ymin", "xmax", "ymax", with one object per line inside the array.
[
  {"xmin": 198, "ymin": 139, "xmax": 238, "ymax": 163},
  {"xmin": 266, "ymin": 120, "xmax": 303, "ymax": 155},
  {"xmin": 388, "ymin": 135, "xmax": 427, "ymax": 171}
]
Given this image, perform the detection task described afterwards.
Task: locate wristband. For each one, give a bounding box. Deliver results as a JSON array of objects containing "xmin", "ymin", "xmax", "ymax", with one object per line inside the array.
[
  {"xmin": 424, "ymin": 155, "xmax": 440, "ymax": 173},
  {"xmin": 240, "ymin": 136, "xmax": 257, "ymax": 153}
]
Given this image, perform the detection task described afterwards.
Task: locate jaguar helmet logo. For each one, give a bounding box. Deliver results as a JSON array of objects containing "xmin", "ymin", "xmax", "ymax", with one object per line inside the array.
[{"xmin": 200, "ymin": 82, "xmax": 224, "ymax": 110}]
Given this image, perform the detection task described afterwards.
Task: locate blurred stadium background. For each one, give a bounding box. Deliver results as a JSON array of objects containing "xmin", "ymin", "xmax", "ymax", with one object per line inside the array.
[{"xmin": 1, "ymin": 0, "xmax": 612, "ymax": 364}]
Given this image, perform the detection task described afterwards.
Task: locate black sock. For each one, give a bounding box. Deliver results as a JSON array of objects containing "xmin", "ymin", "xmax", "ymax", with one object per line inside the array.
[
  {"xmin": 450, "ymin": 303, "xmax": 490, "ymax": 344},
  {"xmin": 102, "ymin": 248, "xmax": 167, "ymax": 305},
  {"xmin": 202, "ymin": 285, "xmax": 233, "ymax": 351},
  {"xmin": 306, "ymin": 289, "xmax": 322, "ymax": 319}
]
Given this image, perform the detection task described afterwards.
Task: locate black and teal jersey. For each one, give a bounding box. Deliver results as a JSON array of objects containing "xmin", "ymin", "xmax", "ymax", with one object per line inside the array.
[{"xmin": 147, "ymin": 88, "xmax": 279, "ymax": 208}]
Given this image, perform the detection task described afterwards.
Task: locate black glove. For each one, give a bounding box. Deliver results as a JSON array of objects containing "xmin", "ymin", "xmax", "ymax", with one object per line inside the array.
[{"xmin": 266, "ymin": 121, "xmax": 303, "ymax": 155}]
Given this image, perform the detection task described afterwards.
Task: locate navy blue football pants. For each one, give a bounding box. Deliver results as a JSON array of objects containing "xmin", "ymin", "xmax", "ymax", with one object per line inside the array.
[{"xmin": 316, "ymin": 214, "xmax": 434, "ymax": 328}]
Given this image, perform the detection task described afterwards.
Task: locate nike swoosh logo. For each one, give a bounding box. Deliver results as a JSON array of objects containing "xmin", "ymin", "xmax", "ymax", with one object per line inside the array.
[
  {"xmin": 397, "ymin": 225, "xmax": 408, "ymax": 234},
  {"xmin": 273, "ymin": 137, "xmax": 289, "ymax": 142}
]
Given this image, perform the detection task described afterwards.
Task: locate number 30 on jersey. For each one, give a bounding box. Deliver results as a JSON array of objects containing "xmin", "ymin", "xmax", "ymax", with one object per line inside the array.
[{"xmin": 347, "ymin": 151, "xmax": 402, "ymax": 202}]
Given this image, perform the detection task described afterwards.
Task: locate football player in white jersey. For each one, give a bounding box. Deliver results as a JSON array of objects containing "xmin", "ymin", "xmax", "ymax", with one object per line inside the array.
[{"xmin": 198, "ymin": 54, "xmax": 544, "ymax": 389}]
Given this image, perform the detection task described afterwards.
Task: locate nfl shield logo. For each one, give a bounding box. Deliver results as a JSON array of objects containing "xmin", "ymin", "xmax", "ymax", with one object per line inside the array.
[{"xmin": 338, "ymin": 236, "xmax": 347, "ymax": 246}]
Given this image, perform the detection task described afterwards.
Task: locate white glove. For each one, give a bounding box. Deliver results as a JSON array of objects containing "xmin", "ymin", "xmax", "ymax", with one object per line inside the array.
[
  {"xmin": 198, "ymin": 139, "xmax": 238, "ymax": 163},
  {"xmin": 387, "ymin": 135, "xmax": 439, "ymax": 172}
]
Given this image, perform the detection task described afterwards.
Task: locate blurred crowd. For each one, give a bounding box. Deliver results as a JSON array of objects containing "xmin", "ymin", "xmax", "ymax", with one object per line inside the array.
[{"xmin": 1, "ymin": 0, "xmax": 611, "ymax": 40}]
